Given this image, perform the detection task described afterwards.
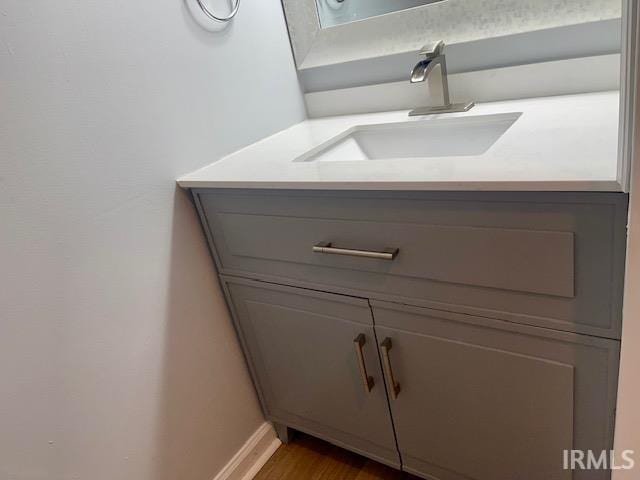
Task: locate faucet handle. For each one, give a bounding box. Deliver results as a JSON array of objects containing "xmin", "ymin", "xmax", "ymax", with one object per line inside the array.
[{"xmin": 418, "ymin": 40, "xmax": 445, "ymax": 58}]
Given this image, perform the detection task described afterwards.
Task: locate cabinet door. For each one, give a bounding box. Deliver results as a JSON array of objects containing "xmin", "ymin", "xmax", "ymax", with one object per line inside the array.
[
  {"xmin": 372, "ymin": 300, "xmax": 619, "ymax": 480},
  {"xmin": 225, "ymin": 279, "xmax": 400, "ymax": 468}
]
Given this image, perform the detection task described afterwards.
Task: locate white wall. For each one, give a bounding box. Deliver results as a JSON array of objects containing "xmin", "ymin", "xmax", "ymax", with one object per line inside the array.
[
  {"xmin": 613, "ymin": 2, "xmax": 640, "ymax": 473},
  {"xmin": 613, "ymin": 55, "xmax": 640, "ymax": 479},
  {"xmin": 0, "ymin": 1, "xmax": 306, "ymax": 479},
  {"xmin": 614, "ymin": 165, "xmax": 640, "ymax": 477}
]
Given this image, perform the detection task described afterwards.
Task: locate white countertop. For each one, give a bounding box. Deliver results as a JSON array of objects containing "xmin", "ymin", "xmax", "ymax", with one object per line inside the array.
[{"xmin": 178, "ymin": 91, "xmax": 622, "ymax": 192}]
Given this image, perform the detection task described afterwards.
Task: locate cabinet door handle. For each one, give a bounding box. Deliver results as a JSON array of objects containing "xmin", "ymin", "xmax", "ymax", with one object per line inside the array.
[
  {"xmin": 380, "ymin": 338, "xmax": 401, "ymax": 400},
  {"xmin": 354, "ymin": 334, "xmax": 375, "ymax": 392},
  {"xmin": 313, "ymin": 242, "xmax": 399, "ymax": 260}
]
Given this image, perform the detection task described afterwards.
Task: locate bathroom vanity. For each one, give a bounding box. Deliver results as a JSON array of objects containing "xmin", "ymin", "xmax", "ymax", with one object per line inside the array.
[{"xmin": 180, "ymin": 92, "xmax": 628, "ymax": 480}]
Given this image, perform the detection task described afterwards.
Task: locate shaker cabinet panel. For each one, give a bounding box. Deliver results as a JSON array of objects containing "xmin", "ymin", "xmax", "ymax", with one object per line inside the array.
[
  {"xmin": 217, "ymin": 212, "xmax": 575, "ymax": 298},
  {"xmin": 371, "ymin": 300, "xmax": 619, "ymax": 480},
  {"xmin": 225, "ymin": 278, "xmax": 400, "ymax": 468}
]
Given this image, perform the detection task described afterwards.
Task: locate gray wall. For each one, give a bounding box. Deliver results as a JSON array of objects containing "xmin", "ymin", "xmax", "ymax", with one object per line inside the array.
[{"xmin": 0, "ymin": 1, "xmax": 305, "ymax": 479}]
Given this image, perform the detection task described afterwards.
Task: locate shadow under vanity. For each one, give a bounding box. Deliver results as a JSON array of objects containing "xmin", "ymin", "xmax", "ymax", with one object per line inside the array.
[{"xmin": 190, "ymin": 188, "xmax": 627, "ymax": 480}]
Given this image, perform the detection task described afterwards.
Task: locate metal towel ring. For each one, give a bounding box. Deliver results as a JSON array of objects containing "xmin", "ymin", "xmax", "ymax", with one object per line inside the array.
[{"xmin": 195, "ymin": 0, "xmax": 240, "ymax": 22}]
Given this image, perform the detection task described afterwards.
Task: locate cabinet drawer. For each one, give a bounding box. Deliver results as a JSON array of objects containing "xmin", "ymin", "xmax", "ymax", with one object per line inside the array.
[{"xmin": 196, "ymin": 190, "xmax": 627, "ymax": 338}]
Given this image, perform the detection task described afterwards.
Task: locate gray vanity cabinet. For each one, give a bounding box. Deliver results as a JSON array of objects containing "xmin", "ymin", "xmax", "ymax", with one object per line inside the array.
[
  {"xmin": 224, "ymin": 279, "xmax": 401, "ymax": 468},
  {"xmin": 192, "ymin": 189, "xmax": 627, "ymax": 480},
  {"xmin": 372, "ymin": 300, "xmax": 619, "ymax": 480}
]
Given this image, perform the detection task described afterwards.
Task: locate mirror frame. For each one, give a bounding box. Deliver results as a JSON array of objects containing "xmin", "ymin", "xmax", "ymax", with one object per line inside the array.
[{"xmin": 281, "ymin": 0, "xmax": 622, "ymax": 71}]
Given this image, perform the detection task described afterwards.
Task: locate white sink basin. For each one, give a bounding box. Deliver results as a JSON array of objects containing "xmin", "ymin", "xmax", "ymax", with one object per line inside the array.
[{"xmin": 295, "ymin": 112, "xmax": 521, "ymax": 162}]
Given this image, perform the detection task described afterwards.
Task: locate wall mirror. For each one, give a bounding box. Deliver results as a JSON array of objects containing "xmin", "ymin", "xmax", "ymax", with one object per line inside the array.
[
  {"xmin": 315, "ymin": 0, "xmax": 443, "ymax": 28},
  {"xmin": 281, "ymin": 0, "xmax": 622, "ymax": 72}
]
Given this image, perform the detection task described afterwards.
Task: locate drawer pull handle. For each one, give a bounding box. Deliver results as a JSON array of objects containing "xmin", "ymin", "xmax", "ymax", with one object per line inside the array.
[
  {"xmin": 354, "ymin": 334, "xmax": 375, "ymax": 393},
  {"xmin": 312, "ymin": 242, "xmax": 399, "ymax": 260},
  {"xmin": 380, "ymin": 338, "xmax": 401, "ymax": 400}
]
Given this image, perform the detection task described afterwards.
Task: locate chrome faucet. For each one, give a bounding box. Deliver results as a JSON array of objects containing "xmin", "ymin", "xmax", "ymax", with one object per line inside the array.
[{"xmin": 409, "ymin": 40, "xmax": 474, "ymax": 116}]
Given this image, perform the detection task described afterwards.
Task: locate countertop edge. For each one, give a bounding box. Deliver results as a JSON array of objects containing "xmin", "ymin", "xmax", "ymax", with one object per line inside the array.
[{"xmin": 177, "ymin": 179, "xmax": 624, "ymax": 192}]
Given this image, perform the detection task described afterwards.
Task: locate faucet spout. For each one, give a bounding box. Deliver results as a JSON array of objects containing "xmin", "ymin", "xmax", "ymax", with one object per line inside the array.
[
  {"xmin": 410, "ymin": 40, "xmax": 446, "ymax": 83},
  {"xmin": 408, "ymin": 40, "xmax": 475, "ymax": 116},
  {"xmin": 410, "ymin": 59, "xmax": 433, "ymax": 83},
  {"xmin": 409, "ymin": 55, "xmax": 449, "ymax": 105}
]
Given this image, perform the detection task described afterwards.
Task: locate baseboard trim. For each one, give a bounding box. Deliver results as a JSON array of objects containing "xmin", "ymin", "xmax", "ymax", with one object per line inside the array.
[{"xmin": 213, "ymin": 422, "xmax": 282, "ymax": 480}]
